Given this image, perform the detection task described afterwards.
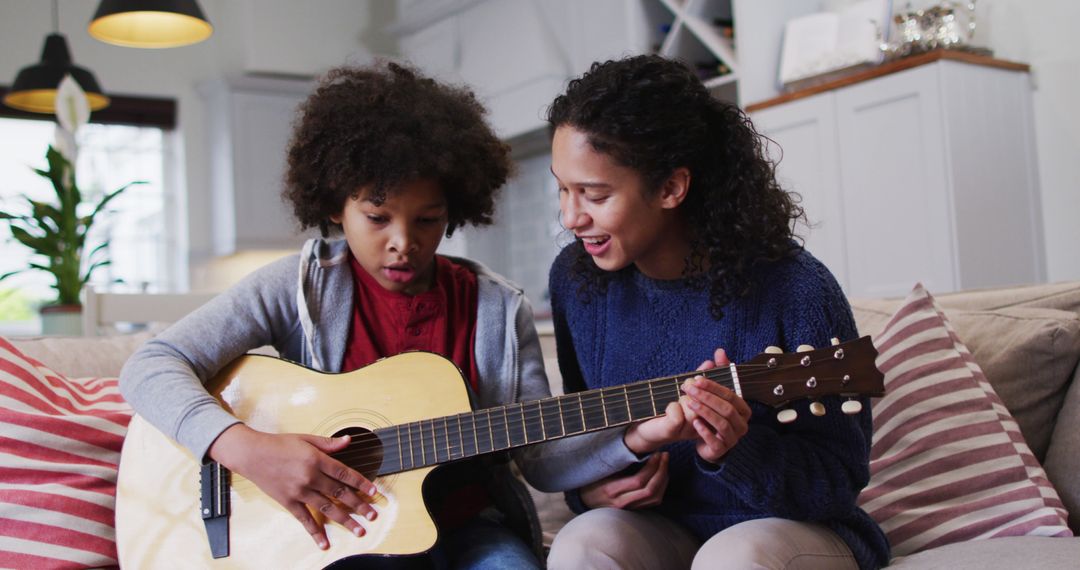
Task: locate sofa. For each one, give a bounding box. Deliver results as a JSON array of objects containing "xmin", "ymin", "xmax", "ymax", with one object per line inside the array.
[{"xmin": 3, "ymin": 281, "xmax": 1080, "ymax": 568}]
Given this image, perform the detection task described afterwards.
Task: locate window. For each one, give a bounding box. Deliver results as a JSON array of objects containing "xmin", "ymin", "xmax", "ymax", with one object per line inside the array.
[{"xmin": 0, "ymin": 116, "xmax": 178, "ymax": 334}]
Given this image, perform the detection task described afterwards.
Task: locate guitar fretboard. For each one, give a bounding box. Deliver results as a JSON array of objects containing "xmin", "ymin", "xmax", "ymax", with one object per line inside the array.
[{"xmin": 369, "ymin": 369, "xmax": 735, "ymax": 475}]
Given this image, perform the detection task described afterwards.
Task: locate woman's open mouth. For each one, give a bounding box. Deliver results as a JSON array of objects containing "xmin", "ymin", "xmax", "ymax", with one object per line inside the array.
[{"xmin": 580, "ymin": 236, "xmax": 611, "ymax": 256}]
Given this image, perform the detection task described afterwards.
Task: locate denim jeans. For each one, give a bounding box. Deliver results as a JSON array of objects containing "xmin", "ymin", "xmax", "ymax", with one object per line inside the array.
[{"xmin": 432, "ymin": 516, "xmax": 542, "ymax": 570}]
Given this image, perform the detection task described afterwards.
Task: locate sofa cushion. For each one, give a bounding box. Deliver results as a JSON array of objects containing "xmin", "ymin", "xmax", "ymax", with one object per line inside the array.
[
  {"xmin": 885, "ymin": 535, "xmax": 1080, "ymax": 569},
  {"xmin": 1045, "ymin": 365, "xmax": 1080, "ymax": 532},
  {"xmin": 7, "ymin": 332, "xmax": 153, "ymax": 379},
  {"xmin": 851, "ymin": 301, "xmax": 1080, "ymax": 463},
  {"xmin": 0, "ymin": 336, "xmax": 132, "ymax": 568},
  {"xmin": 855, "ymin": 284, "xmax": 1071, "ymax": 556}
]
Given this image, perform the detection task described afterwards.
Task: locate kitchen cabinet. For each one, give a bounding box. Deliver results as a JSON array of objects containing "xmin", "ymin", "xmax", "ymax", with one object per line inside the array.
[
  {"xmin": 750, "ymin": 52, "xmax": 1044, "ymax": 297},
  {"xmin": 200, "ymin": 75, "xmax": 316, "ymax": 256}
]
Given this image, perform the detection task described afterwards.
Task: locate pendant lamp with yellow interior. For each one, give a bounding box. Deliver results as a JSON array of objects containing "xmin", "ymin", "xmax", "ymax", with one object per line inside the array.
[
  {"xmin": 4, "ymin": 1, "xmax": 110, "ymax": 114},
  {"xmin": 89, "ymin": 0, "xmax": 213, "ymax": 49}
]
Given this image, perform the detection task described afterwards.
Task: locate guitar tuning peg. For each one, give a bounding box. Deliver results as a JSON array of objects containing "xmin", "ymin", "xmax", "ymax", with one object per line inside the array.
[
  {"xmin": 777, "ymin": 408, "xmax": 798, "ymax": 424},
  {"xmin": 796, "ymin": 344, "xmax": 815, "ymax": 353},
  {"xmin": 764, "ymin": 345, "xmax": 783, "ymax": 354},
  {"xmin": 831, "ymin": 337, "xmax": 840, "ymax": 346},
  {"xmin": 841, "ymin": 399, "xmax": 863, "ymax": 415},
  {"xmin": 809, "ymin": 401, "xmax": 827, "ymax": 417}
]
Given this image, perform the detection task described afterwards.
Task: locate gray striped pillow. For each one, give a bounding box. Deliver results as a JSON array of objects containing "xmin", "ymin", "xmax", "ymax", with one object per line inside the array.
[{"xmin": 856, "ymin": 284, "xmax": 1071, "ymax": 556}]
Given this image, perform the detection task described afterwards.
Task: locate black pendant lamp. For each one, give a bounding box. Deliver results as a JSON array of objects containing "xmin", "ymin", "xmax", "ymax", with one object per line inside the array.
[
  {"xmin": 3, "ymin": 1, "xmax": 109, "ymax": 114},
  {"xmin": 89, "ymin": 0, "xmax": 213, "ymax": 48}
]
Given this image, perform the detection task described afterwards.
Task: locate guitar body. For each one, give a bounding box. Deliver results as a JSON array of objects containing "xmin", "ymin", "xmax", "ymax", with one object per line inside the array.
[{"xmin": 115, "ymin": 352, "xmax": 473, "ymax": 569}]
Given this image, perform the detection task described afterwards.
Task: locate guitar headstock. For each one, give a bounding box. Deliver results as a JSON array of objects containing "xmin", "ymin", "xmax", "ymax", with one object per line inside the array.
[{"xmin": 734, "ymin": 336, "xmax": 884, "ymax": 411}]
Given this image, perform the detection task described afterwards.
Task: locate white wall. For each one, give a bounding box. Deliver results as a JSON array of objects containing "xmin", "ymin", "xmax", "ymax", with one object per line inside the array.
[
  {"xmin": 981, "ymin": 0, "xmax": 1080, "ymax": 282},
  {"xmin": 3, "ymin": 0, "xmax": 1077, "ymax": 284},
  {"xmin": 0, "ymin": 0, "xmax": 396, "ymax": 287}
]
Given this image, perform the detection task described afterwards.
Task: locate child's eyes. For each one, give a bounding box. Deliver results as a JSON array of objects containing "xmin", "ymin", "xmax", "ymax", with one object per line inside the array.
[
  {"xmin": 366, "ymin": 215, "xmax": 388, "ymax": 224},
  {"xmin": 418, "ymin": 217, "xmax": 442, "ymax": 224}
]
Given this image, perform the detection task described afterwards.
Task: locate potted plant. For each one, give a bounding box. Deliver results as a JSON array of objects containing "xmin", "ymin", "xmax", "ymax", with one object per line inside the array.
[{"xmin": 0, "ymin": 76, "xmax": 142, "ymax": 334}]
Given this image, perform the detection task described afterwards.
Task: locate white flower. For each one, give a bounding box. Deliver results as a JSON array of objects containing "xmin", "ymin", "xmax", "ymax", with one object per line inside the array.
[{"xmin": 55, "ymin": 74, "xmax": 90, "ymax": 135}]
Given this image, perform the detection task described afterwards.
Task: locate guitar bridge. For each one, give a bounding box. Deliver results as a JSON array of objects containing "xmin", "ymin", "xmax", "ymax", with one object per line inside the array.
[{"xmin": 199, "ymin": 461, "xmax": 231, "ymax": 559}]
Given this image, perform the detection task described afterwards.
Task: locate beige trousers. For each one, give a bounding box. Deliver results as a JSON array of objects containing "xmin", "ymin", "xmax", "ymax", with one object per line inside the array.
[{"xmin": 546, "ymin": 509, "xmax": 858, "ymax": 570}]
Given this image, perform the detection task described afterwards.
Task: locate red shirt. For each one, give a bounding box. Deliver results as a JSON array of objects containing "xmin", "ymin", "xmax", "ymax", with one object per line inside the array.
[
  {"xmin": 342, "ymin": 254, "xmax": 487, "ymax": 528},
  {"xmin": 342, "ymin": 254, "xmax": 479, "ymax": 390}
]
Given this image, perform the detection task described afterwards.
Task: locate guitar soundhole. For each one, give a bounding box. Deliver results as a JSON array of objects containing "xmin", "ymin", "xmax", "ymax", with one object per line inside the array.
[{"xmin": 331, "ymin": 426, "xmax": 383, "ymax": 481}]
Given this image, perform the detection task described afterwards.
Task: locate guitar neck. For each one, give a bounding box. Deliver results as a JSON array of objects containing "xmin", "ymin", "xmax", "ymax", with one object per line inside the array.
[{"xmin": 367, "ymin": 367, "xmax": 737, "ymax": 476}]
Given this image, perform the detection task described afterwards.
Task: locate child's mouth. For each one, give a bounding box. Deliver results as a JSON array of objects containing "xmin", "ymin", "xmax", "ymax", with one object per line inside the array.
[{"xmin": 382, "ymin": 265, "xmax": 416, "ymax": 283}]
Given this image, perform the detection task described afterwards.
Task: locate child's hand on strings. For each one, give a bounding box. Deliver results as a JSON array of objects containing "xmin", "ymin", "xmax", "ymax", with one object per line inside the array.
[{"xmin": 208, "ymin": 424, "xmax": 380, "ymax": 550}]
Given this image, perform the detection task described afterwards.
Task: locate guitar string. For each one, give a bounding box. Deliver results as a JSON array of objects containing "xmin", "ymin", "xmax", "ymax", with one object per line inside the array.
[
  {"xmin": 327, "ymin": 362, "xmax": 857, "ymax": 462},
  {"xmin": 321, "ymin": 361, "xmax": 864, "ymax": 471}
]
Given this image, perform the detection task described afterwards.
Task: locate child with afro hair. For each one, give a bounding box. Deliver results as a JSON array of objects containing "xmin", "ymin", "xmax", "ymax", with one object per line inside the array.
[{"xmin": 121, "ymin": 62, "xmax": 615, "ymax": 568}]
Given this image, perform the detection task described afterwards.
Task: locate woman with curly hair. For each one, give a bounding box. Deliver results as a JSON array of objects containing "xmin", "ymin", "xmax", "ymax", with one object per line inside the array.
[
  {"xmin": 543, "ymin": 55, "xmax": 890, "ymax": 569},
  {"xmin": 120, "ymin": 62, "xmax": 607, "ymax": 569}
]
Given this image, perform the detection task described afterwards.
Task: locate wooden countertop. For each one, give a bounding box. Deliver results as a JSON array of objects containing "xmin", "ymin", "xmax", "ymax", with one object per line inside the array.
[{"xmin": 745, "ymin": 50, "xmax": 1030, "ymax": 113}]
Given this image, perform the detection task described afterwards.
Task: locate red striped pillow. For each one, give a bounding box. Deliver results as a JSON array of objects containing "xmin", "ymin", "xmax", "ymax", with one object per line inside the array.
[
  {"xmin": 857, "ymin": 284, "xmax": 1071, "ymax": 556},
  {"xmin": 0, "ymin": 336, "xmax": 132, "ymax": 569}
]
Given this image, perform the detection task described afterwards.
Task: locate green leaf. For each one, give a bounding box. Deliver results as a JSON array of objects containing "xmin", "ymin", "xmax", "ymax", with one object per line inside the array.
[
  {"xmin": 85, "ymin": 181, "xmax": 146, "ymax": 226},
  {"xmin": 86, "ymin": 240, "xmax": 110, "ymax": 261},
  {"xmin": 0, "ymin": 269, "xmax": 27, "ymax": 282},
  {"xmin": 9, "ymin": 225, "xmax": 60, "ymax": 257},
  {"xmin": 80, "ymin": 259, "xmax": 112, "ymax": 287}
]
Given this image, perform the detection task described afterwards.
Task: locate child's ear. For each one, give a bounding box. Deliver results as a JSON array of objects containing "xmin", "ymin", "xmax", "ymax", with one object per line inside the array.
[
  {"xmin": 659, "ymin": 167, "xmax": 691, "ymax": 210},
  {"xmin": 329, "ymin": 212, "xmax": 343, "ymax": 224}
]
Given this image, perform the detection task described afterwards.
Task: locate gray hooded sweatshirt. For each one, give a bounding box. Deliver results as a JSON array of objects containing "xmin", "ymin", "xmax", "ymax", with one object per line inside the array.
[{"xmin": 119, "ymin": 238, "xmax": 639, "ymax": 552}]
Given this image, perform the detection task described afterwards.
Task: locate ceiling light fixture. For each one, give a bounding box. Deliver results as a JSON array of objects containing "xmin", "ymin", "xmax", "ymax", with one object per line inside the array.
[
  {"xmin": 89, "ymin": 0, "xmax": 213, "ymax": 49},
  {"xmin": 3, "ymin": 0, "xmax": 109, "ymax": 114}
]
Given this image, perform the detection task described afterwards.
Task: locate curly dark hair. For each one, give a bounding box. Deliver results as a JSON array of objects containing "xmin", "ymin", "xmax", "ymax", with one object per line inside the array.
[
  {"xmin": 547, "ymin": 54, "xmax": 804, "ymax": 319},
  {"xmin": 283, "ymin": 61, "xmax": 512, "ymax": 236}
]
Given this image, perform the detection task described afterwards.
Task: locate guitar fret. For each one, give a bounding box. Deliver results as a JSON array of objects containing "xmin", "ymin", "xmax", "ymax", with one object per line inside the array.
[
  {"xmin": 628, "ymin": 384, "xmax": 656, "ymax": 421},
  {"xmin": 442, "ymin": 417, "xmax": 452, "ymax": 461},
  {"xmin": 427, "ymin": 419, "xmax": 438, "ymax": 464},
  {"xmin": 502, "ymin": 405, "xmax": 511, "ymax": 448},
  {"xmin": 557, "ymin": 397, "xmax": 566, "ymax": 435},
  {"xmin": 539, "ymin": 398, "xmax": 564, "ymax": 440},
  {"xmin": 579, "ymin": 390, "xmax": 605, "ymax": 431},
  {"xmin": 600, "ymin": 389, "xmax": 609, "ymax": 426},
  {"xmin": 406, "ymin": 422, "xmax": 416, "ymax": 469},
  {"xmin": 397, "ymin": 425, "xmax": 403, "ymax": 471},
  {"xmin": 507, "ymin": 403, "xmax": 528, "ymax": 447},
  {"xmin": 471, "ymin": 414, "xmax": 479, "ymax": 456},
  {"xmin": 523, "ymin": 402, "xmax": 544, "ymax": 444},
  {"xmin": 605, "ymin": 386, "xmax": 630, "ymax": 425},
  {"xmin": 560, "ymin": 393, "xmax": 585, "ymax": 435}
]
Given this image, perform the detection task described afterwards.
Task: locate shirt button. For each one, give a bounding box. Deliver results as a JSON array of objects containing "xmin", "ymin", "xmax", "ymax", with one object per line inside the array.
[
  {"xmin": 416, "ymin": 303, "xmax": 426, "ymax": 311},
  {"xmin": 409, "ymin": 327, "xmax": 422, "ymax": 336}
]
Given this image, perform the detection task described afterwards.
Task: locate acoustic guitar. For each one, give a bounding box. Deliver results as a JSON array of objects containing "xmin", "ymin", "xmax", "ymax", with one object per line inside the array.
[{"xmin": 114, "ymin": 336, "xmax": 884, "ymax": 569}]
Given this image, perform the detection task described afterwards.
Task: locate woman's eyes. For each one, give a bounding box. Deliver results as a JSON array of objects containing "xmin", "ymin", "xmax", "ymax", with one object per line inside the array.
[{"xmin": 559, "ymin": 186, "xmax": 608, "ymax": 203}]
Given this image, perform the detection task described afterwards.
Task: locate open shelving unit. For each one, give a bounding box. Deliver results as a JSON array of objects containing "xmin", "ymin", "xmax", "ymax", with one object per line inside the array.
[{"xmin": 648, "ymin": 0, "xmax": 738, "ymax": 99}]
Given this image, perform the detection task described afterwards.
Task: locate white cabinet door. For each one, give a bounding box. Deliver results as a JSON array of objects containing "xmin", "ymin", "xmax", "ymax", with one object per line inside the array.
[
  {"xmin": 201, "ymin": 76, "xmax": 316, "ymax": 256},
  {"xmin": 752, "ymin": 93, "xmax": 847, "ymax": 290},
  {"xmin": 751, "ymin": 61, "xmax": 1044, "ymax": 298},
  {"xmin": 835, "ymin": 65, "xmax": 957, "ymax": 297}
]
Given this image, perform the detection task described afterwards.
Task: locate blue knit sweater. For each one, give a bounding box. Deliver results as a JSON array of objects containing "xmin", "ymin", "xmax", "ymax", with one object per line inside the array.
[{"xmin": 549, "ymin": 245, "xmax": 890, "ymax": 570}]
